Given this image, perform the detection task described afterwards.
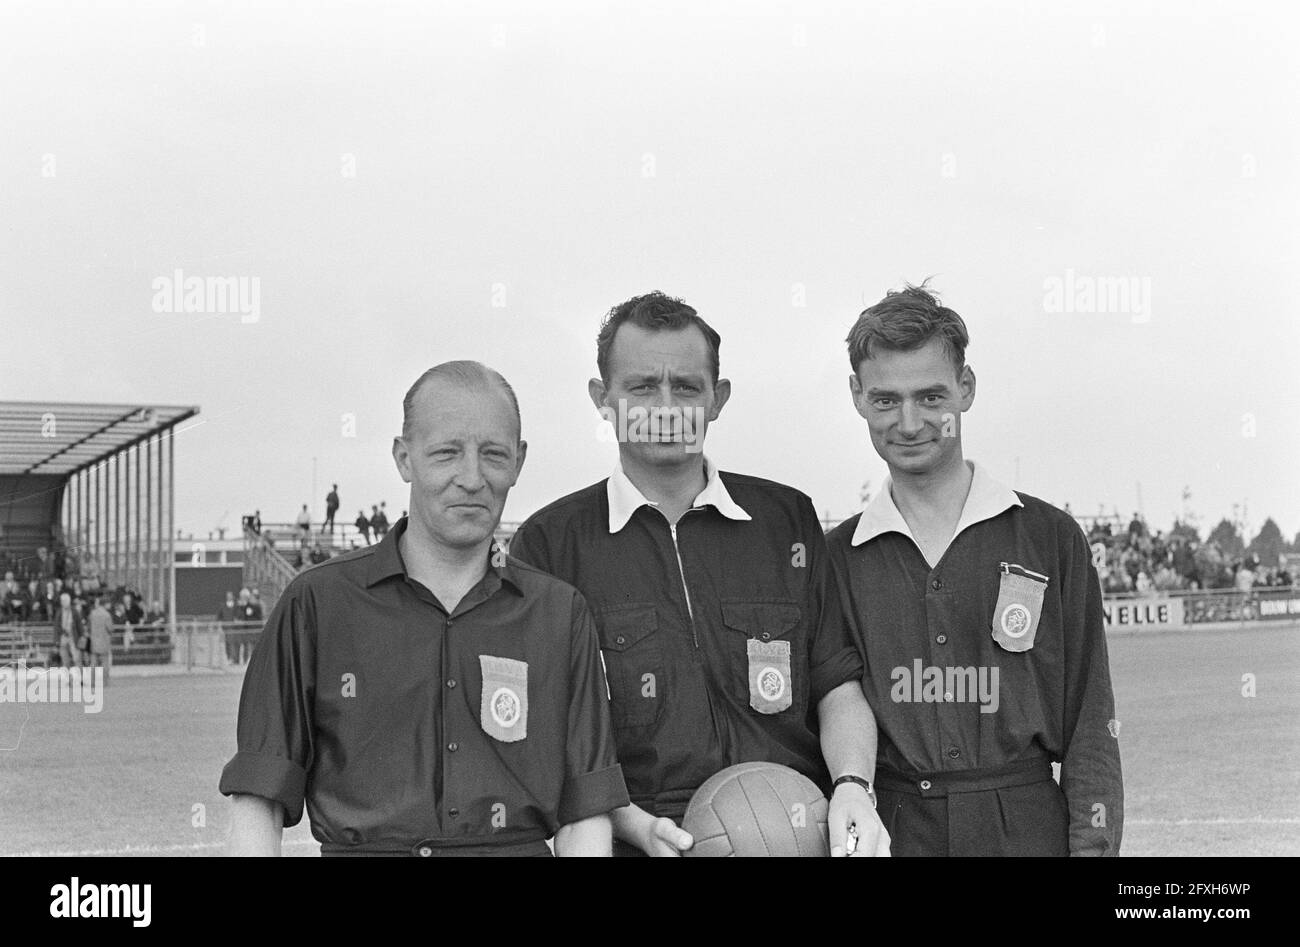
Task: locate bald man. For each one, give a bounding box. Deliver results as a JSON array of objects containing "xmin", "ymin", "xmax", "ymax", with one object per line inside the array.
[{"xmin": 221, "ymin": 361, "xmax": 629, "ymax": 856}]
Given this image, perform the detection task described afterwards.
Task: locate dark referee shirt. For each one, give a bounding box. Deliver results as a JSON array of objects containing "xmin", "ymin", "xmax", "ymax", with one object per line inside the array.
[
  {"xmin": 826, "ymin": 461, "xmax": 1123, "ymax": 856},
  {"xmin": 219, "ymin": 517, "xmax": 629, "ymax": 856},
  {"xmin": 509, "ymin": 458, "xmax": 863, "ymax": 821}
]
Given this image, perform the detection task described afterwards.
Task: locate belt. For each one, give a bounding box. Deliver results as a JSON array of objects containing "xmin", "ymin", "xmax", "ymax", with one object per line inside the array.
[
  {"xmin": 875, "ymin": 756, "xmax": 1053, "ymax": 797},
  {"xmin": 320, "ymin": 836, "xmax": 552, "ymax": 857}
]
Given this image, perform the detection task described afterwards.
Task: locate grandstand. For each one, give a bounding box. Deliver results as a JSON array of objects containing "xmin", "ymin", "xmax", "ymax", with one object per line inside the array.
[{"xmin": 0, "ymin": 400, "xmax": 197, "ymax": 666}]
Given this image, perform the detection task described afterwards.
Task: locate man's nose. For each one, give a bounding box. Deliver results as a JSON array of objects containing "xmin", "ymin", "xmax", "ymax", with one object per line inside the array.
[
  {"xmin": 453, "ymin": 454, "xmax": 487, "ymax": 491},
  {"xmin": 897, "ymin": 401, "xmax": 926, "ymax": 436}
]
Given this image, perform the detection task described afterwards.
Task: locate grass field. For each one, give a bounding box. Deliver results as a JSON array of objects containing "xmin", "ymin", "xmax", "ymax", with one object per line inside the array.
[{"xmin": 2, "ymin": 622, "xmax": 1297, "ymax": 857}]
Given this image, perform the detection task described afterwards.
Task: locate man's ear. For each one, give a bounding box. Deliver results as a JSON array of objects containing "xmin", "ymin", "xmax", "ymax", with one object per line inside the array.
[
  {"xmin": 513, "ymin": 440, "xmax": 528, "ymax": 484},
  {"xmin": 587, "ymin": 377, "xmax": 608, "ymax": 413},
  {"xmin": 849, "ymin": 372, "xmax": 869, "ymax": 419},
  {"xmin": 392, "ymin": 436, "xmax": 413, "ymax": 484},
  {"xmin": 708, "ymin": 377, "xmax": 731, "ymax": 420},
  {"xmin": 959, "ymin": 365, "xmax": 976, "ymax": 412}
]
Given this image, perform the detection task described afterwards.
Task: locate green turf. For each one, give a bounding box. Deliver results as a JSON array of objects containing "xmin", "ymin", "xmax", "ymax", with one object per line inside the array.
[{"xmin": 1, "ymin": 622, "xmax": 1296, "ymax": 856}]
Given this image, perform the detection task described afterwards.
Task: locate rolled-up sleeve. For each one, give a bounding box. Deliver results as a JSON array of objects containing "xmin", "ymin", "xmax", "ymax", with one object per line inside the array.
[
  {"xmin": 556, "ymin": 592, "xmax": 630, "ymax": 826},
  {"xmin": 218, "ymin": 583, "xmax": 317, "ymax": 827}
]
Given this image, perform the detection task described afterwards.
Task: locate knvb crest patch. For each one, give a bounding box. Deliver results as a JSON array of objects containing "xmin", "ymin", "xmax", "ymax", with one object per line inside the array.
[
  {"xmin": 480, "ymin": 655, "xmax": 528, "ymax": 742},
  {"xmin": 991, "ymin": 564, "xmax": 1048, "ymax": 653},
  {"xmin": 747, "ymin": 638, "xmax": 793, "ymax": 714}
]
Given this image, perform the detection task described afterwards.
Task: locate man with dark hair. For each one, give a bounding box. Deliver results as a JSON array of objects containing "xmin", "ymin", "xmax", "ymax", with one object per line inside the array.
[
  {"xmin": 324, "ymin": 484, "xmax": 339, "ymax": 534},
  {"xmin": 222, "ymin": 360, "xmax": 627, "ymax": 856},
  {"xmin": 511, "ymin": 291, "xmax": 889, "ymax": 857},
  {"xmin": 828, "ymin": 282, "xmax": 1123, "ymax": 856}
]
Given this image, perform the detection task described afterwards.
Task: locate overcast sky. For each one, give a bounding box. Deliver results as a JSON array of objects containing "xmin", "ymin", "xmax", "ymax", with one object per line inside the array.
[{"xmin": 3, "ymin": 0, "xmax": 1297, "ymax": 542}]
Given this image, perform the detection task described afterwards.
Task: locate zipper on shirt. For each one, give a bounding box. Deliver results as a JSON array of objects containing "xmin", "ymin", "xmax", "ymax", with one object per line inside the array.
[
  {"xmin": 1001, "ymin": 561, "xmax": 1050, "ymax": 584},
  {"xmin": 669, "ymin": 518, "xmax": 699, "ymax": 649}
]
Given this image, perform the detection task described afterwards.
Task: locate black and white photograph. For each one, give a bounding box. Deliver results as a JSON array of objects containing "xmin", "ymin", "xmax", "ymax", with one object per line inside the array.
[{"xmin": 0, "ymin": 0, "xmax": 1295, "ymax": 918}]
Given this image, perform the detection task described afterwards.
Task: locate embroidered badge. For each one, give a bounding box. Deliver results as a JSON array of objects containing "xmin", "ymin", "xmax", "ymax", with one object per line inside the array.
[
  {"xmin": 479, "ymin": 655, "xmax": 528, "ymax": 742},
  {"xmin": 991, "ymin": 563, "xmax": 1049, "ymax": 654},
  {"xmin": 1000, "ymin": 603, "xmax": 1032, "ymax": 639},
  {"xmin": 747, "ymin": 638, "xmax": 793, "ymax": 714},
  {"xmin": 490, "ymin": 686, "xmax": 522, "ymax": 729},
  {"xmin": 757, "ymin": 666, "xmax": 787, "ymax": 701}
]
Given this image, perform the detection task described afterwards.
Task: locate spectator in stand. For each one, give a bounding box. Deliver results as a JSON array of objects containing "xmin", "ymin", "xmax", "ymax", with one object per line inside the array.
[
  {"xmin": 122, "ymin": 592, "xmax": 143, "ymax": 626},
  {"xmin": 1234, "ymin": 560, "xmax": 1255, "ymax": 593},
  {"xmin": 218, "ymin": 592, "xmax": 238, "ymax": 622},
  {"xmin": 248, "ymin": 590, "xmax": 265, "ymax": 622},
  {"xmin": 309, "ymin": 543, "xmax": 329, "ymax": 566},
  {"xmin": 55, "ymin": 592, "xmax": 84, "ymax": 668},
  {"xmin": 1134, "ymin": 571, "xmax": 1152, "ymax": 595},
  {"xmin": 296, "ymin": 504, "xmax": 312, "ymax": 540},
  {"xmin": 240, "ymin": 591, "xmax": 262, "ymax": 623},
  {"xmin": 1278, "ymin": 566, "xmax": 1293, "ymax": 587},
  {"xmin": 87, "ymin": 596, "xmax": 114, "ymax": 685},
  {"xmin": 368, "ymin": 504, "xmax": 382, "ymax": 540},
  {"xmin": 324, "ymin": 485, "xmax": 339, "ymax": 534},
  {"xmin": 354, "ymin": 509, "xmax": 371, "ymax": 545},
  {"xmin": 27, "ymin": 579, "xmax": 48, "ymax": 621}
]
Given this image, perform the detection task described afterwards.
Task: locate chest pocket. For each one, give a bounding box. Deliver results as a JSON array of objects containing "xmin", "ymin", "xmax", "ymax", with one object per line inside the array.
[
  {"xmin": 595, "ymin": 605, "xmax": 663, "ymax": 728},
  {"xmin": 720, "ymin": 601, "xmax": 805, "ymax": 715}
]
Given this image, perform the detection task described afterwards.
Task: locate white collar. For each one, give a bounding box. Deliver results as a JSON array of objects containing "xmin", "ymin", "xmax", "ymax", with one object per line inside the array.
[
  {"xmin": 850, "ymin": 460, "xmax": 1022, "ymax": 549},
  {"xmin": 607, "ymin": 456, "xmax": 752, "ymax": 533}
]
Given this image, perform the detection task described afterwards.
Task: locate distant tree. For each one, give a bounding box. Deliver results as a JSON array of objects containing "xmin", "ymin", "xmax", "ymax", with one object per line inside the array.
[
  {"xmin": 1206, "ymin": 518, "xmax": 1245, "ymax": 558},
  {"xmin": 1168, "ymin": 519, "xmax": 1200, "ymax": 544},
  {"xmin": 1246, "ymin": 518, "xmax": 1285, "ymax": 567}
]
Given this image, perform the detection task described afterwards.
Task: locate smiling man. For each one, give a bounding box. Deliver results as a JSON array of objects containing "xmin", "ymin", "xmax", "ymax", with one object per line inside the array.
[
  {"xmin": 509, "ymin": 291, "xmax": 889, "ymax": 857},
  {"xmin": 221, "ymin": 361, "xmax": 628, "ymax": 856},
  {"xmin": 826, "ymin": 283, "xmax": 1123, "ymax": 856}
]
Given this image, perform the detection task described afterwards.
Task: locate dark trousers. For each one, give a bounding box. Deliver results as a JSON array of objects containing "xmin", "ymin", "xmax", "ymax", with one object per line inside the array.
[{"xmin": 875, "ymin": 757, "xmax": 1069, "ymax": 857}]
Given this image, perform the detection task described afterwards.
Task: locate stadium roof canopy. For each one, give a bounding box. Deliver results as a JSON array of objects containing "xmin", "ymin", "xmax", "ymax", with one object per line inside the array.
[{"xmin": 0, "ymin": 401, "xmax": 200, "ymax": 477}]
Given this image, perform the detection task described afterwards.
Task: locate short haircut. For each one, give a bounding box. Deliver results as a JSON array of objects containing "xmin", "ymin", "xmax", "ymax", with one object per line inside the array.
[
  {"xmin": 402, "ymin": 360, "xmax": 521, "ymax": 440},
  {"xmin": 596, "ymin": 291, "xmax": 722, "ymax": 384},
  {"xmin": 846, "ymin": 281, "xmax": 970, "ymax": 378}
]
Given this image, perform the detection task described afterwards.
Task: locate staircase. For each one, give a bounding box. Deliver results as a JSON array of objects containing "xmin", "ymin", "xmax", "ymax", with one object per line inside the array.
[{"xmin": 242, "ymin": 525, "xmax": 298, "ymax": 614}]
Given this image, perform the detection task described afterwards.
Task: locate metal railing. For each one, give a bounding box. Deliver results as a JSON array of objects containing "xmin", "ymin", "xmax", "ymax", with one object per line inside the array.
[{"xmin": 0, "ymin": 619, "xmax": 267, "ymax": 670}]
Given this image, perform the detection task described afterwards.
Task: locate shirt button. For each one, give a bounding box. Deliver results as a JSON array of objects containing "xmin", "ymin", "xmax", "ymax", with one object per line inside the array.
[
  {"xmin": 447, "ymin": 742, "xmax": 458, "ymax": 752},
  {"xmin": 447, "ymin": 679, "xmax": 457, "ymax": 688},
  {"xmin": 947, "ymin": 747, "xmax": 961, "ymax": 759},
  {"xmin": 615, "ymin": 635, "xmax": 626, "ymax": 646},
  {"xmin": 417, "ymin": 845, "xmax": 433, "ymax": 857},
  {"xmin": 760, "ymin": 632, "xmax": 771, "ymax": 642},
  {"xmin": 919, "ymin": 779, "xmax": 932, "ymax": 791},
  {"xmin": 448, "ymin": 808, "xmax": 459, "ymax": 818},
  {"xmin": 931, "ymin": 579, "xmax": 942, "ymax": 591},
  {"xmin": 936, "ymin": 634, "xmax": 947, "ymax": 644}
]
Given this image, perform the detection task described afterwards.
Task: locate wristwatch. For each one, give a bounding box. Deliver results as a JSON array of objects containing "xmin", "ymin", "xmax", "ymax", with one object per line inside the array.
[{"xmin": 832, "ymin": 774, "xmax": 877, "ymax": 808}]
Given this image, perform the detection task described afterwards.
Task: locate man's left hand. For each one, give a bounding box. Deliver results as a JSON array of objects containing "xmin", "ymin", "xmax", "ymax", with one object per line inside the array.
[{"xmin": 828, "ymin": 782, "xmax": 890, "ymax": 857}]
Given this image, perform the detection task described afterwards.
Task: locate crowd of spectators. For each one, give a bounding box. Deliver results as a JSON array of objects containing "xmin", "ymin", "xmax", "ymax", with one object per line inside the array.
[
  {"xmin": 1078, "ymin": 512, "xmax": 1293, "ymax": 595},
  {"xmin": 244, "ymin": 490, "xmax": 405, "ymax": 573}
]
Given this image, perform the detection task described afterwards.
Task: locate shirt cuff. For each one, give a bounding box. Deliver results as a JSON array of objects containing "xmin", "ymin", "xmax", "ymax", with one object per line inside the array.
[
  {"xmin": 219, "ymin": 750, "xmax": 309, "ymax": 827},
  {"xmin": 810, "ymin": 646, "xmax": 865, "ymax": 704},
  {"xmin": 557, "ymin": 763, "xmax": 630, "ymax": 827}
]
